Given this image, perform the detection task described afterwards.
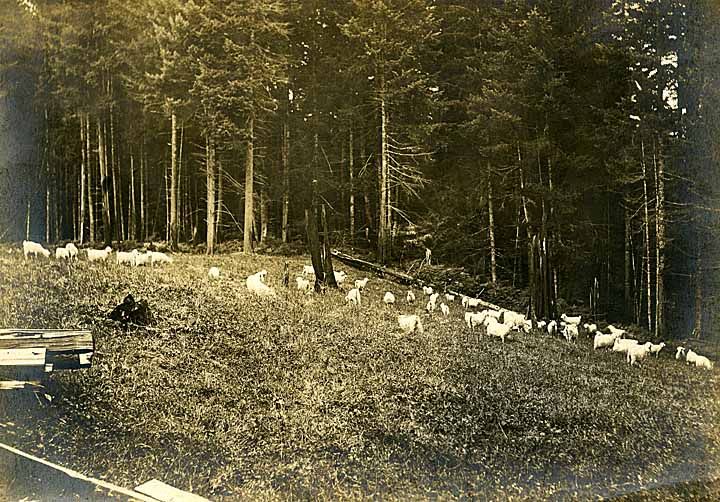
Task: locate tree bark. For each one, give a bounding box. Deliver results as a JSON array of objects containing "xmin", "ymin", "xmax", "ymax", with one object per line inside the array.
[
  {"xmin": 86, "ymin": 114, "xmax": 95, "ymax": 242},
  {"xmin": 98, "ymin": 118, "xmax": 112, "ymax": 246},
  {"xmin": 206, "ymin": 136, "xmax": 216, "ymax": 255},
  {"xmin": 140, "ymin": 139, "xmax": 146, "ymax": 241},
  {"xmin": 321, "ymin": 204, "xmax": 337, "ymax": 288},
  {"xmin": 624, "ymin": 203, "xmax": 632, "ymax": 320},
  {"xmin": 641, "ymin": 138, "xmax": 652, "ymax": 331},
  {"xmin": 694, "ymin": 244, "xmax": 703, "ymax": 338},
  {"xmin": 243, "ymin": 115, "xmax": 255, "ymax": 253},
  {"xmin": 79, "ymin": 113, "xmax": 87, "ymax": 244},
  {"xmin": 169, "ymin": 110, "xmax": 179, "ymax": 250},
  {"xmin": 110, "ymin": 103, "xmax": 123, "ymax": 241},
  {"xmin": 281, "ymin": 101, "xmax": 290, "ymax": 243},
  {"xmin": 349, "ymin": 126, "xmax": 355, "ymax": 243},
  {"xmin": 378, "ymin": 88, "xmax": 389, "ymax": 263},
  {"xmin": 260, "ymin": 189, "xmax": 268, "ymax": 242},
  {"xmin": 653, "ymin": 139, "xmax": 665, "ymax": 337},
  {"xmin": 487, "ymin": 171, "xmax": 497, "ymax": 284},
  {"xmin": 305, "ymin": 207, "xmax": 324, "ymax": 292},
  {"xmin": 216, "ymin": 158, "xmax": 223, "ymax": 241},
  {"xmin": 129, "ymin": 151, "xmax": 136, "ymax": 240}
]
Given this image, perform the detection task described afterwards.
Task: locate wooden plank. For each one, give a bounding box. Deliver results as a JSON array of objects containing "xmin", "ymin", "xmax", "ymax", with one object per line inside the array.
[
  {"xmin": 0, "ymin": 329, "xmax": 93, "ymax": 353},
  {"xmin": 0, "ymin": 380, "xmax": 43, "ymax": 390},
  {"xmin": 135, "ymin": 479, "xmax": 212, "ymax": 502},
  {"xmin": 0, "ymin": 348, "xmax": 46, "ymax": 367}
]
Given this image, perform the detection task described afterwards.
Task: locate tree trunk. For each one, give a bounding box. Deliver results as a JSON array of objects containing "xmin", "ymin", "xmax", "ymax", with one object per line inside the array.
[
  {"xmin": 129, "ymin": 151, "xmax": 136, "ymax": 240},
  {"xmin": 487, "ymin": 172, "xmax": 497, "ymax": 284},
  {"xmin": 624, "ymin": 203, "xmax": 632, "ymax": 320},
  {"xmin": 79, "ymin": 113, "xmax": 87, "ymax": 244},
  {"xmin": 243, "ymin": 115, "xmax": 255, "ymax": 253},
  {"xmin": 378, "ymin": 90, "xmax": 389, "ymax": 264},
  {"xmin": 110, "ymin": 104, "xmax": 123, "ymax": 241},
  {"xmin": 25, "ymin": 199, "xmax": 30, "ymax": 241},
  {"xmin": 641, "ymin": 138, "xmax": 652, "ymax": 331},
  {"xmin": 349, "ymin": 126, "xmax": 355, "ymax": 243},
  {"xmin": 361, "ymin": 137, "xmax": 373, "ymax": 242},
  {"xmin": 169, "ymin": 110, "xmax": 179, "ymax": 250},
  {"xmin": 215, "ymin": 158, "xmax": 223, "ymax": 241},
  {"xmin": 281, "ymin": 102, "xmax": 290, "ymax": 243},
  {"xmin": 305, "ymin": 207, "xmax": 324, "ymax": 292},
  {"xmin": 86, "ymin": 114, "xmax": 95, "ymax": 242},
  {"xmin": 98, "ymin": 118, "xmax": 112, "ymax": 246},
  {"xmin": 694, "ymin": 244, "xmax": 703, "ymax": 338},
  {"xmin": 654, "ymin": 139, "xmax": 665, "ymax": 337},
  {"xmin": 140, "ymin": 139, "xmax": 146, "ymax": 241},
  {"xmin": 206, "ymin": 136, "xmax": 216, "ymax": 255},
  {"xmin": 260, "ymin": 189, "xmax": 268, "ymax": 242},
  {"xmin": 44, "ymin": 107, "xmax": 51, "ymax": 243},
  {"xmin": 321, "ymin": 205, "xmax": 337, "ymax": 288}
]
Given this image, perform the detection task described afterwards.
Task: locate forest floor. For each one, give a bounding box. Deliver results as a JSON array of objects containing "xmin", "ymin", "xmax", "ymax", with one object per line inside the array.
[{"xmin": 0, "ymin": 243, "xmax": 719, "ymax": 501}]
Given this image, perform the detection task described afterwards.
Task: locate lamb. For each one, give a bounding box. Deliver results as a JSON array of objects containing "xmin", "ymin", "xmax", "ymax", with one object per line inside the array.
[
  {"xmin": 423, "ymin": 286, "xmax": 434, "ymax": 296},
  {"xmin": 612, "ymin": 338, "xmax": 639, "ymax": 354},
  {"xmin": 383, "ymin": 291, "xmax": 396, "ymax": 305},
  {"xmin": 116, "ymin": 251, "xmax": 136, "ymax": 266},
  {"xmin": 694, "ymin": 355, "xmax": 714, "ymax": 370},
  {"xmin": 406, "ymin": 290, "xmax": 416, "ymax": 304},
  {"xmin": 648, "ymin": 342, "xmax": 666, "ymax": 357},
  {"xmin": 246, "ymin": 270, "xmax": 275, "ymax": 296},
  {"xmin": 561, "ymin": 313, "xmax": 582, "ymax": 325},
  {"xmin": 208, "ymin": 267, "xmax": 220, "ymax": 279},
  {"xmin": 583, "ymin": 323, "xmax": 598, "ymax": 335},
  {"xmin": 440, "ymin": 303, "xmax": 450, "ymax": 316},
  {"xmin": 302, "ymin": 265, "xmax": 314, "ymax": 276},
  {"xmin": 547, "ymin": 320, "xmax": 558, "ymax": 337},
  {"xmin": 562, "ymin": 323, "xmax": 579, "ymax": 342},
  {"xmin": 296, "ymin": 276, "xmax": 312, "ymax": 293},
  {"xmin": 23, "ymin": 240, "xmax": 50, "ymax": 259},
  {"xmin": 55, "ymin": 247, "xmax": 70, "ymax": 260},
  {"xmin": 627, "ymin": 342, "xmax": 653, "ymax": 365},
  {"xmin": 594, "ymin": 332, "xmax": 621, "ymax": 350},
  {"xmin": 398, "ymin": 314, "xmax": 423, "ymax": 335},
  {"xmin": 445, "ymin": 293, "xmax": 455, "ymax": 302},
  {"xmin": 334, "ymin": 270, "xmax": 348, "ymax": 285},
  {"xmin": 86, "ymin": 247, "xmax": 112, "ymax": 262},
  {"xmin": 149, "ymin": 251, "xmax": 173, "ymax": 266},
  {"xmin": 675, "ymin": 346, "xmax": 685, "ymax": 360},
  {"xmin": 346, "ymin": 287, "xmax": 361, "ymax": 306},
  {"xmin": 354, "ymin": 278, "xmax": 369, "ymax": 290},
  {"xmin": 65, "ymin": 243, "xmax": 79, "ymax": 260},
  {"xmin": 486, "ymin": 318, "xmax": 511, "ymax": 343}
]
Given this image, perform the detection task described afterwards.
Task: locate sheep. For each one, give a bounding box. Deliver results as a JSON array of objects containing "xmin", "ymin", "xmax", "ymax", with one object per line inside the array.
[
  {"xmin": 466, "ymin": 298, "xmax": 482, "ymax": 309},
  {"xmin": 296, "ymin": 276, "xmax": 312, "ymax": 293},
  {"xmin": 440, "ymin": 303, "xmax": 450, "ymax": 316},
  {"xmin": 423, "ymin": 286, "xmax": 434, "ymax": 296},
  {"xmin": 675, "ymin": 346, "xmax": 685, "ymax": 360},
  {"xmin": 208, "ymin": 267, "xmax": 220, "ymax": 279},
  {"xmin": 425, "ymin": 299, "xmax": 436, "ymax": 314},
  {"xmin": 502, "ymin": 311, "xmax": 526, "ymax": 331},
  {"xmin": 302, "ymin": 265, "xmax": 314, "ymax": 276},
  {"xmin": 334, "ymin": 270, "xmax": 348, "ymax": 285},
  {"xmin": 429, "ymin": 292, "xmax": 439, "ymax": 305},
  {"xmin": 594, "ymin": 332, "xmax": 621, "ymax": 350},
  {"xmin": 398, "ymin": 314, "xmax": 423, "ymax": 335},
  {"xmin": 383, "ymin": 291, "xmax": 396, "ymax": 305},
  {"xmin": 547, "ymin": 320, "xmax": 558, "ymax": 337},
  {"xmin": 86, "ymin": 247, "xmax": 112, "ymax": 262},
  {"xmin": 537, "ymin": 320, "xmax": 547, "ymax": 330},
  {"xmin": 55, "ymin": 247, "xmax": 70, "ymax": 260},
  {"xmin": 465, "ymin": 312, "xmax": 484, "ymax": 330},
  {"xmin": 561, "ymin": 313, "xmax": 582, "ymax": 325},
  {"xmin": 648, "ymin": 342, "xmax": 666, "ymax": 357},
  {"xmin": 133, "ymin": 250, "xmax": 152, "ymax": 267},
  {"xmin": 486, "ymin": 318, "xmax": 511, "ymax": 343},
  {"xmin": 149, "ymin": 251, "xmax": 173, "ymax": 266},
  {"xmin": 583, "ymin": 323, "xmax": 598, "ymax": 335},
  {"xmin": 23, "ymin": 240, "xmax": 50, "ymax": 259},
  {"xmin": 685, "ymin": 349, "xmax": 698, "ymax": 365},
  {"xmin": 445, "ymin": 293, "xmax": 455, "ymax": 302},
  {"xmin": 116, "ymin": 251, "xmax": 136, "ymax": 266},
  {"xmin": 694, "ymin": 355, "xmax": 714, "ymax": 370},
  {"xmin": 627, "ymin": 342, "xmax": 653, "ymax": 365},
  {"xmin": 606, "ymin": 325, "xmax": 627, "ymax": 337},
  {"xmin": 354, "ymin": 278, "xmax": 369, "ymax": 290},
  {"xmin": 346, "ymin": 287, "xmax": 361, "ymax": 306},
  {"xmin": 562, "ymin": 323, "xmax": 579, "ymax": 342},
  {"xmin": 461, "ymin": 296, "xmax": 469, "ymax": 308},
  {"xmin": 65, "ymin": 243, "xmax": 79, "ymax": 260},
  {"xmin": 612, "ymin": 338, "xmax": 639, "ymax": 354},
  {"xmin": 246, "ymin": 271, "xmax": 275, "ymax": 296},
  {"xmin": 522, "ymin": 319, "xmax": 534, "ymax": 334},
  {"xmin": 406, "ymin": 290, "xmax": 416, "ymax": 304}
]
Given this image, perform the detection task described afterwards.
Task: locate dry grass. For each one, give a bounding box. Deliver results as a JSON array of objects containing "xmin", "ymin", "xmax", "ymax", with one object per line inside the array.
[{"xmin": 1, "ymin": 245, "xmax": 719, "ymax": 501}]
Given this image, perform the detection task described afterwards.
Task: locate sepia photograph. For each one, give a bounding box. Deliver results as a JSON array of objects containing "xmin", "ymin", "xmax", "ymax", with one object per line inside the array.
[{"xmin": 0, "ymin": 0, "xmax": 719, "ymax": 500}]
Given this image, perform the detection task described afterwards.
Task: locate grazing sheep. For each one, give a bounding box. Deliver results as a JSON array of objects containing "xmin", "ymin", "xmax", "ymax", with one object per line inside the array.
[
  {"xmin": 133, "ymin": 251, "xmax": 152, "ymax": 267},
  {"xmin": 502, "ymin": 311, "xmax": 527, "ymax": 331},
  {"xmin": 346, "ymin": 287, "xmax": 361, "ymax": 306},
  {"xmin": 594, "ymin": 332, "xmax": 621, "ymax": 350},
  {"xmin": 23, "ymin": 240, "xmax": 51, "ymax": 259},
  {"xmin": 445, "ymin": 293, "xmax": 455, "ymax": 302},
  {"xmin": 334, "ymin": 270, "xmax": 348, "ymax": 285},
  {"xmin": 649, "ymin": 342, "xmax": 666, "ymax": 357},
  {"xmin": 562, "ymin": 323, "xmax": 579, "ymax": 342},
  {"xmin": 383, "ymin": 292, "xmax": 396, "ymax": 305},
  {"xmin": 583, "ymin": 323, "xmax": 598, "ymax": 335},
  {"xmin": 55, "ymin": 247, "xmax": 70, "ymax": 260},
  {"xmin": 208, "ymin": 267, "xmax": 220, "ymax": 279},
  {"xmin": 398, "ymin": 314, "xmax": 423, "ymax": 335},
  {"xmin": 612, "ymin": 338, "xmax": 639, "ymax": 354},
  {"xmin": 685, "ymin": 349, "xmax": 698, "ymax": 365},
  {"xmin": 65, "ymin": 243, "xmax": 79, "ymax": 260},
  {"xmin": 537, "ymin": 320, "xmax": 547, "ymax": 330},
  {"xmin": 406, "ymin": 290, "xmax": 416, "ymax": 304},
  {"xmin": 425, "ymin": 299, "xmax": 436, "ymax": 314},
  {"xmin": 561, "ymin": 314, "xmax": 582, "ymax": 325},
  {"xmin": 675, "ymin": 346, "xmax": 685, "ymax": 360},
  {"xmin": 354, "ymin": 278, "xmax": 369, "ymax": 290},
  {"xmin": 465, "ymin": 312, "xmax": 484, "ymax": 330},
  {"xmin": 627, "ymin": 342, "xmax": 653, "ymax": 365},
  {"xmin": 694, "ymin": 355, "xmax": 714, "ymax": 370},
  {"xmin": 430, "ymin": 292, "xmax": 439, "ymax": 305},
  {"xmin": 423, "ymin": 286, "xmax": 434, "ymax": 296},
  {"xmin": 116, "ymin": 251, "xmax": 136, "ymax": 266},
  {"xmin": 246, "ymin": 270, "xmax": 275, "ymax": 296},
  {"xmin": 522, "ymin": 319, "xmax": 533, "ymax": 333},
  {"xmin": 296, "ymin": 276, "xmax": 312, "ymax": 293},
  {"xmin": 486, "ymin": 319, "xmax": 511, "ymax": 343},
  {"xmin": 547, "ymin": 320, "xmax": 558, "ymax": 336},
  {"xmin": 467, "ymin": 298, "xmax": 482, "ymax": 309},
  {"xmin": 440, "ymin": 303, "xmax": 450, "ymax": 316},
  {"xmin": 484, "ymin": 309, "xmax": 502, "ymax": 321},
  {"xmin": 606, "ymin": 325, "xmax": 627, "ymax": 337},
  {"xmin": 149, "ymin": 251, "xmax": 173, "ymax": 266},
  {"xmin": 302, "ymin": 265, "xmax": 314, "ymax": 276},
  {"xmin": 86, "ymin": 247, "xmax": 112, "ymax": 262}
]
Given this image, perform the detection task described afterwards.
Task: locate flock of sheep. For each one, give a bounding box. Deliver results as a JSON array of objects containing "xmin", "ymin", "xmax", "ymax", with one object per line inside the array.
[{"xmin": 22, "ymin": 239, "xmax": 174, "ymax": 267}]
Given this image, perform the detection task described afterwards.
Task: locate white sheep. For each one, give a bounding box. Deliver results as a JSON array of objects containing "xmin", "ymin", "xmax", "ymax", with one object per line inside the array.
[
  {"xmin": 606, "ymin": 325, "xmax": 627, "ymax": 337},
  {"xmin": 685, "ymin": 349, "xmax": 698, "ymax": 365},
  {"xmin": 246, "ymin": 270, "xmax": 275, "ymax": 296},
  {"xmin": 486, "ymin": 318, "xmax": 511, "ymax": 343},
  {"xmin": 334, "ymin": 270, "xmax": 347, "ymax": 285},
  {"xmin": 208, "ymin": 267, "xmax": 220, "ymax": 279},
  {"xmin": 594, "ymin": 332, "xmax": 620, "ymax": 350},
  {"xmin": 398, "ymin": 314, "xmax": 423, "ymax": 335},
  {"xmin": 55, "ymin": 247, "xmax": 70, "ymax": 260},
  {"xmin": 302, "ymin": 265, "xmax": 314, "ymax": 276},
  {"xmin": 465, "ymin": 312, "xmax": 484, "ymax": 330},
  {"xmin": 133, "ymin": 250, "xmax": 151, "ymax": 267},
  {"xmin": 440, "ymin": 303, "xmax": 450, "ymax": 316},
  {"xmin": 425, "ymin": 299, "xmax": 436, "ymax": 314},
  {"xmin": 296, "ymin": 276, "xmax": 312, "ymax": 293},
  {"xmin": 537, "ymin": 320, "xmax": 547, "ymax": 330},
  {"xmin": 547, "ymin": 320, "xmax": 558, "ymax": 336},
  {"xmin": 429, "ymin": 292, "xmax": 439, "ymax": 305},
  {"xmin": 23, "ymin": 240, "xmax": 50, "ymax": 259},
  {"xmin": 562, "ymin": 323, "xmax": 579, "ymax": 342},
  {"xmin": 583, "ymin": 323, "xmax": 598, "ymax": 335},
  {"xmin": 149, "ymin": 251, "xmax": 173, "ymax": 266},
  {"xmin": 466, "ymin": 298, "xmax": 482, "ymax": 309},
  {"xmin": 383, "ymin": 292, "xmax": 396, "ymax": 305},
  {"xmin": 346, "ymin": 287, "xmax": 361, "ymax": 306},
  {"xmin": 423, "ymin": 286, "xmax": 433, "ymax": 296},
  {"xmin": 86, "ymin": 247, "xmax": 112, "ymax": 262},
  {"xmin": 561, "ymin": 313, "xmax": 582, "ymax": 325},
  {"xmin": 406, "ymin": 290, "xmax": 416, "ymax": 304},
  {"xmin": 445, "ymin": 293, "xmax": 455, "ymax": 302},
  {"xmin": 354, "ymin": 278, "xmax": 369, "ymax": 290},
  {"xmin": 627, "ymin": 342, "xmax": 653, "ymax": 365},
  {"xmin": 522, "ymin": 319, "xmax": 533, "ymax": 333},
  {"xmin": 116, "ymin": 251, "xmax": 136, "ymax": 266},
  {"xmin": 65, "ymin": 243, "xmax": 79, "ymax": 260},
  {"xmin": 648, "ymin": 342, "xmax": 666, "ymax": 357},
  {"xmin": 502, "ymin": 311, "xmax": 526, "ymax": 331},
  {"xmin": 694, "ymin": 355, "xmax": 714, "ymax": 370},
  {"xmin": 675, "ymin": 346, "xmax": 685, "ymax": 360},
  {"xmin": 612, "ymin": 338, "xmax": 639, "ymax": 354}
]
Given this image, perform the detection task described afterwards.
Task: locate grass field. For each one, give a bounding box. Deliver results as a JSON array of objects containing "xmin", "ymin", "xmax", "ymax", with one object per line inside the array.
[{"xmin": 1, "ymin": 245, "xmax": 719, "ymax": 501}]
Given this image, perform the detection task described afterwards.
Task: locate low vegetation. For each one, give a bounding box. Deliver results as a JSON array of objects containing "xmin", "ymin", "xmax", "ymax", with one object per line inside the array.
[{"xmin": 0, "ymin": 245, "xmax": 719, "ymax": 500}]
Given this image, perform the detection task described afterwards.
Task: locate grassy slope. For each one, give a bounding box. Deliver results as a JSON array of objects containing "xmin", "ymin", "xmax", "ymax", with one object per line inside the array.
[{"xmin": 0, "ymin": 247, "xmax": 719, "ymax": 501}]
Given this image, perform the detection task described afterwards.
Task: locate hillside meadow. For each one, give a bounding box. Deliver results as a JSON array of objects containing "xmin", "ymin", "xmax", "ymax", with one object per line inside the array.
[{"xmin": 0, "ymin": 244, "xmax": 719, "ymax": 501}]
